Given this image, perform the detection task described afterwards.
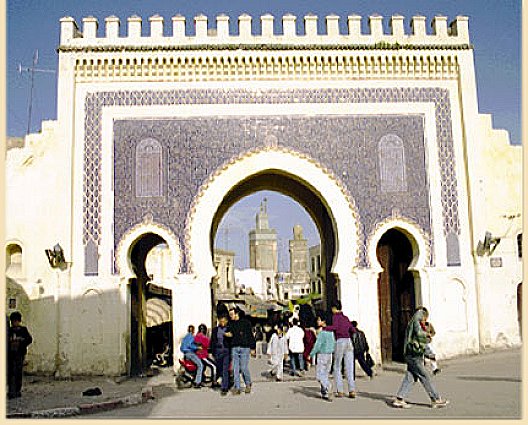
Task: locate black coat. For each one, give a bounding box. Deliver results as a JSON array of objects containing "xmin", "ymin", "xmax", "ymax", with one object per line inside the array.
[
  {"xmin": 211, "ymin": 325, "xmax": 231, "ymax": 352},
  {"xmin": 8, "ymin": 325, "xmax": 32, "ymax": 358},
  {"xmin": 226, "ymin": 318, "xmax": 256, "ymax": 349},
  {"xmin": 352, "ymin": 329, "xmax": 369, "ymax": 355}
]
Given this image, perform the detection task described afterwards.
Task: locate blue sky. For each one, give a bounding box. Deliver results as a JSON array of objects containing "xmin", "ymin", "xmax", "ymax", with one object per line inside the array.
[
  {"xmin": 7, "ymin": 0, "xmax": 521, "ymax": 143},
  {"xmin": 214, "ymin": 191, "xmax": 320, "ymax": 271},
  {"xmin": 6, "ymin": 1, "xmax": 522, "ymax": 270}
]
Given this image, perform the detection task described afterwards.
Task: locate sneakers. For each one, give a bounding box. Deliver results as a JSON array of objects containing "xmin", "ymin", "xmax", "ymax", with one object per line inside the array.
[
  {"xmin": 433, "ymin": 368, "xmax": 442, "ymax": 376},
  {"xmin": 220, "ymin": 390, "xmax": 228, "ymax": 396},
  {"xmin": 244, "ymin": 385, "xmax": 252, "ymax": 394},
  {"xmin": 231, "ymin": 388, "xmax": 241, "ymax": 395},
  {"xmin": 431, "ymin": 399, "xmax": 449, "ymax": 408},
  {"xmin": 335, "ymin": 392, "xmax": 345, "ymax": 398},
  {"xmin": 392, "ymin": 398, "xmax": 412, "ymax": 409},
  {"xmin": 348, "ymin": 391, "xmax": 357, "ymax": 399}
]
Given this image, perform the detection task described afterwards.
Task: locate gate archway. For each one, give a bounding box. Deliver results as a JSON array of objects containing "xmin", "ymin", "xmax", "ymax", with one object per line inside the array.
[{"xmin": 186, "ymin": 148, "xmax": 360, "ymax": 316}]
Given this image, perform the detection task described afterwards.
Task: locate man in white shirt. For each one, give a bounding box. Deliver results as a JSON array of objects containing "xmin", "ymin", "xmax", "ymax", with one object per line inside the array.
[{"xmin": 285, "ymin": 319, "xmax": 305, "ymax": 377}]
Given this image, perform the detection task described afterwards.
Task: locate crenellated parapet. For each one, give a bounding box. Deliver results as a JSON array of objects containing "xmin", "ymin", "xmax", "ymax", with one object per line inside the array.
[
  {"xmin": 59, "ymin": 14, "xmax": 470, "ymax": 49},
  {"xmin": 59, "ymin": 14, "xmax": 471, "ymax": 83}
]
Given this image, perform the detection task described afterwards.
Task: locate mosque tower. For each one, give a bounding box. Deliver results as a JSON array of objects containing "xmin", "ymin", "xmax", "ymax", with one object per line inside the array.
[{"xmin": 249, "ymin": 198, "xmax": 278, "ymax": 272}]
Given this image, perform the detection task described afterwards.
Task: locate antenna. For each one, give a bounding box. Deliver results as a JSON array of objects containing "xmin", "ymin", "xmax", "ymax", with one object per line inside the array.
[{"xmin": 18, "ymin": 49, "xmax": 56, "ymax": 135}]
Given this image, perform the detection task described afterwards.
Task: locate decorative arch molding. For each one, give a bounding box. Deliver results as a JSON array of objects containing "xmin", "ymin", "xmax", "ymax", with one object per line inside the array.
[
  {"xmin": 367, "ymin": 216, "xmax": 431, "ymax": 272},
  {"xmin": 185, "ymin": 146, "xmax": 361, "ymax": 280},
  {"xmin": 115, "ymin": 216, "xmax": 181, "ymax": 281}
]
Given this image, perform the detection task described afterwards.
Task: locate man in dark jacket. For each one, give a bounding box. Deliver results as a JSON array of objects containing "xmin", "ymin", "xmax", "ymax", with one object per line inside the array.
[
  {"xmin": 7, "ymin": 311, "xmax": 32, "ymax": 399},
  {"xmin": 211, "ymin": 315, "xmax": 231, "ymax": 395},
  {"xmin": 351, "ymin": 320, "xmax": 374, "ymax": 379},
  {"xmin": 225, "ymin": 307, "xmax": 256, "ymax": 395}
]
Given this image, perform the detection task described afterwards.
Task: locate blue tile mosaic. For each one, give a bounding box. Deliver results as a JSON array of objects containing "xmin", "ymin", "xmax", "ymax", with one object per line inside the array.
[{"xmin": 83, "ymin": 88, "xmax": 460, "ymax": 273}]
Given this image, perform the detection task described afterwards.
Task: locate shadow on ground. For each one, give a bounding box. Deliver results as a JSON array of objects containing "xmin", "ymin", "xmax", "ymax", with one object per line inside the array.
[{"xmin": 456, "ymin": 376, "xmax": 521, "ymax": 383}]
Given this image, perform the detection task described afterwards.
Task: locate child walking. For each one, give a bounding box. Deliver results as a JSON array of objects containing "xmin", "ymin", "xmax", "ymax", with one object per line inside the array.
[
  {"xmin": 309, "ymin": 315, "xmax": 336, "ymax": 401},
  {"xmin": 420, "ymin": 309, "xmax": 441, "ymax": 375},
  {"xmin": 267, "ymin": 325, "xmax": 287, "ymax": 381}
]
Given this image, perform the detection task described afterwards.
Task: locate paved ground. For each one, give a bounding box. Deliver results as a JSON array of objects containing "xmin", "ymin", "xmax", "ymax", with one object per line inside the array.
[{"xmin": 5, "ymin": 347, "xmax": 522, "ymax": 419}]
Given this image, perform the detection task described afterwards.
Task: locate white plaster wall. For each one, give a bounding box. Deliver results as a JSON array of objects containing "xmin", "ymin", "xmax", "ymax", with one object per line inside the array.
[
  {"xmin": 235, "ymin": 268, "xmax": 266, "ymax": 298},
  {"xmin": 5, "ymin": 121, "xmax": 72, "ymax": 374},
  {"xmin": 469, "ymin": 115, "xmax": 522, "ymax": 348}
]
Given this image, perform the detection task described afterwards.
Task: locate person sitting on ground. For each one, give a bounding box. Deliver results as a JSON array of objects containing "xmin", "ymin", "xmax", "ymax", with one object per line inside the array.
[
  {"xmin": 195, "ymin": 324, "xmax": 219, "ymax": 387},
  {"xmin": 180, "ymin": 325, "xmax": 204, "ymax": 388}
]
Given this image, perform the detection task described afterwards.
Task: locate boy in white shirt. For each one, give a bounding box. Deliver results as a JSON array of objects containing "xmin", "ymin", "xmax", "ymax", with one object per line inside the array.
[{"xmin": 285, "ymin": 319, "xmax": 305, "ymax": 377}]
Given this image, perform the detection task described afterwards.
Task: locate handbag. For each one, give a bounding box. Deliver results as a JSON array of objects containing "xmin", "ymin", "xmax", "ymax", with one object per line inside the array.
[{"xmin": 366, "ymin": 352, "xmax": 375, "ymax": 368}]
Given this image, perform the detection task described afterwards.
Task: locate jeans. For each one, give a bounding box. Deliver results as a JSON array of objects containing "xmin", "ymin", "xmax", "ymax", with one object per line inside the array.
[
  {"xmin": 396, "ymin": 354, "xmax": 440, "ymax": 401},
  {"xmin": 213, "ymin": 348, "xmax": 230, "ymax": 391},
  {"xmin": 334, "ymin": 338, "xmax": 355, "ymax": 392},
  {"xmin": 184, "ymin": 351, "xmax": 203, "ymax": 385},
  {"xmin": 316, "ymin": 353, "xmax": 333, "ymax": 394},
  {"xmin": 231, "ymin": 347, "xmax": 251, "ymax": 390},
  {"xmin": 289, "ymin": 352, "xmax": 305, "ymax": 375}
]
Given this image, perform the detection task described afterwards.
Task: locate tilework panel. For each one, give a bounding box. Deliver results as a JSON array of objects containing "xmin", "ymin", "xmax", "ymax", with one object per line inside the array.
[
  {"xmin": 113, "ymin": 114, "xmax": 430, "ymax": 270},
  {"xmin": 83, "ymin": 88, "xmax": 460, "ymax": 273}
]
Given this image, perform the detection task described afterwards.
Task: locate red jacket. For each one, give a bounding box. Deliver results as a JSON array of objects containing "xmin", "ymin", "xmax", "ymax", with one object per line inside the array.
[{"xmin": 194, "ymin": 333, "xmax": 210, "ymax": 359}]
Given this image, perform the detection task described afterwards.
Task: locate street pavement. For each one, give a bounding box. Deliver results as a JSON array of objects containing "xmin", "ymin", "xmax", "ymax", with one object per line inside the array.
[{"xmin": 79, "ymin": 347, "xmax": 522, "ymax": 419}]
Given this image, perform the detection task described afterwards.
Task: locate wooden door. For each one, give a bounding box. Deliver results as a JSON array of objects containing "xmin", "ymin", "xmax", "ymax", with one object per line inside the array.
[{"xmin": 377, "ymin": 244, "xmax": 392, "ymax": 363}]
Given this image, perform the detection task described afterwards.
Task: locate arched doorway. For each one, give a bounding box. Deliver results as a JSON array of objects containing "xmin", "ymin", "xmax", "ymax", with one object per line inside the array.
[
  {"xmin": 376, "ymin": 228, "xmax": 416, "ymax": 363},
  {"xmin": 129, "ymin": 232, "xmax": 167, "ymax": 375},
  {"xmin": 210, "ymin": 171, "xmax": 338, "ymax": 316}
]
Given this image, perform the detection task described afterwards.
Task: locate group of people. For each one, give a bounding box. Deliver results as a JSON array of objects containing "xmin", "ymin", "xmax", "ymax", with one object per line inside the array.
[
  {"xmin": 6, "ymin": 303, "xmax": 447, "ymax": 409},
  {"xmin": 180, "ymin": 305, "xmax": 256, "ymax": 396},
  {"xmin": 180, "ymin": 301, "xmax": 448, "ymax": 408}
]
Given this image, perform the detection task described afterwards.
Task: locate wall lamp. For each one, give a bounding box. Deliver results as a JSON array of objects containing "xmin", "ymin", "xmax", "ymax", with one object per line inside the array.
[
  {"xmin": 45, "ymin": 243, "xmax": 67, "ymax": 269},
  {"xmin": 476, "ymin": 231, "xmax": 501, "ymax": 256}
]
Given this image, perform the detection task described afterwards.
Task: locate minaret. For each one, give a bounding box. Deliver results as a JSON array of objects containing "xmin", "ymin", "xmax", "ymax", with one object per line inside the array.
[
  {"xmin": 249, "ymin": 198, "xmax": 278, "ymax": 272},
  {"xmin": 289, "ymin": 224, "xmax": 309, "ymax": 284}
]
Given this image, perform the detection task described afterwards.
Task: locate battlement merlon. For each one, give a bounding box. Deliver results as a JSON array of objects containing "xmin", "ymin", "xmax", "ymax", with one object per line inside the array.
[{"xmin": 58, "ymin": 14, "xmax": 470, "ymax": 49}]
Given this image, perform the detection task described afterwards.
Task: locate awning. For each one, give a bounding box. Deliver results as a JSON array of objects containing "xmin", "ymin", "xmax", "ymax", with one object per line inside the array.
[
  {"xmin": 146, "ymin": 298, "xmax": 172, "ymax": 327},
  {"xmin": 248, "ymin": 304, "xmax": 268, "ymax": 318}
]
